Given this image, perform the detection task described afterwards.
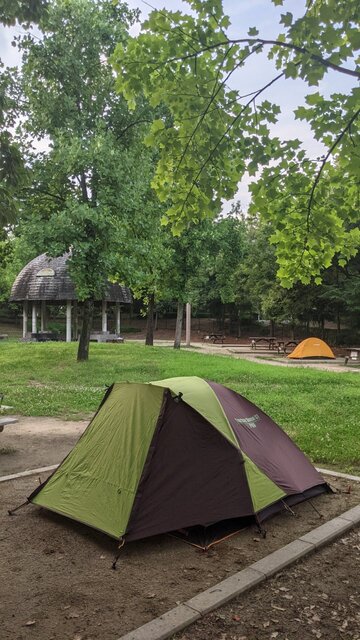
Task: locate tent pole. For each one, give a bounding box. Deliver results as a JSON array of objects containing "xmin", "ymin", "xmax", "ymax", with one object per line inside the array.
[
  {"xmin": 111, "ymin": 538, "xmax": 125, "ymax": 570},
  {"xmin": 308, "ymin": 499, "xmax": 323, "ymax": 518},
  {"xmin": 281, "ymin": 500, "xmax": 297, "ymax": 517}
]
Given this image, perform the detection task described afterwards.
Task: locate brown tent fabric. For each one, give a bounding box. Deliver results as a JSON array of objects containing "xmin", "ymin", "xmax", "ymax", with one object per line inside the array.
[
  {"xmin": 126, "ymin": 394, "xmax": 254, "ymax": 541},
  {"xmin": 208, "ymin": 381, "xmax": 325, "ymax": 495}
]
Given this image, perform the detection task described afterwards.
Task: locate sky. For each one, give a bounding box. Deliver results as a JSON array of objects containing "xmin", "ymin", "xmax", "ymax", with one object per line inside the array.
[{"xmin": 0, "ymin": 0, "xmax": 355, "ymax": 210}]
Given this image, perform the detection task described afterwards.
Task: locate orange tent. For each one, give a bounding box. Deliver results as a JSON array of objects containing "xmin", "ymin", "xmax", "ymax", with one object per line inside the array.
[{"xmin": 288, "ymin": 337, "xmax": 335, "ymax": 359}]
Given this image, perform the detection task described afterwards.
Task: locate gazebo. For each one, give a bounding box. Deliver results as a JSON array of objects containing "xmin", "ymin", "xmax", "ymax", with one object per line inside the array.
[{"xmin": 9, "ymin": 253, "xmax": 132, "ymax": 342}]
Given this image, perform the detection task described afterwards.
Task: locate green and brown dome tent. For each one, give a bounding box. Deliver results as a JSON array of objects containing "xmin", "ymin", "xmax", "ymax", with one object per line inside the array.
[{"xmin": 27, "ymin": 377, "xmax": 329, "ymax": 549}]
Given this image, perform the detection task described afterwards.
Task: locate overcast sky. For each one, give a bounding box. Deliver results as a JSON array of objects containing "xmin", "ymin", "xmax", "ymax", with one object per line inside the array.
[{"xmin": 0, "ymin": 0, "xmax": 354, "ymax": 209}]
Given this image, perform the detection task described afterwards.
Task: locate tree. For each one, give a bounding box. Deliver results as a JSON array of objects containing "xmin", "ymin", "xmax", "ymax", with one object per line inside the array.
[
  {"xmin": 112, "ymin": 0, "xmax": 360, "ymax": 285},
  {"xmin": 0, "ymin": 0, "xmax": 48, "ymax": 228},
  {"xmin": 158, "ymin": 210, "xmax": 247, "ymax": 347},
  {"xmin": 0, "ymin": 64, "xmax": 28, "ymax": 227},
  {"xmin": 15, "ymin": 0, "xmax": 156, "ymax": 360},
  {"xmin": 0, "ymin": 1, "xmax": 47, "ymax": 26},
  {"xmin": 112, "ymin": 187, "xmax": 172, "ymax": 347}
]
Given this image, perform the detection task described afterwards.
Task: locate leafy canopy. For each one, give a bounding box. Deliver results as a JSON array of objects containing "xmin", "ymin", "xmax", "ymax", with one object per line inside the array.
[{"xmin": 112, "ymin": 0, "xmax": 360, "ymax": 286}]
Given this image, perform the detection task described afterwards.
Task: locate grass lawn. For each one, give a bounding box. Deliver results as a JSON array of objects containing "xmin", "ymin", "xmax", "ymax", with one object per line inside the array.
[{"xmin": 1, "ymin": 340, "xmax": 359, "ymax": 471}]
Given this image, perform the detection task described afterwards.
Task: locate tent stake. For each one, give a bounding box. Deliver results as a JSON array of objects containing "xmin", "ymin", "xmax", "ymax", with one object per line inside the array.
[
  {"xmin": 111, "ymin": 538, "xmax": 125, "ymax": 570},
  {"xmin": 255, "ymin": 515, "xmax": 267, "ymax": 538},
  {"xmin": 8, "ymin": 500, "xmax": 29, "ymax": 516}
]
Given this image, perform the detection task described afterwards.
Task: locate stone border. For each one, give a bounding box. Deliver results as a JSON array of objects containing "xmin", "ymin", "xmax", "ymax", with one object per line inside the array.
[
  {"xmin": 117, "ymin": 505, "xmax": 360, "ymax": 640},
  {"xmin": 315, "ymin": 467, "xmax": 360, "ymax": 482},
  {"xmin": 0, "ymin": 464, "xmax": 58, "ymax": 483}
]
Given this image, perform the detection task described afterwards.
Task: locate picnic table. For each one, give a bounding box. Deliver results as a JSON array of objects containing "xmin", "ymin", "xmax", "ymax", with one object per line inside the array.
[
  {"xmin": 344, "ymin": 348, "xmax": 360, "ymax": 365},
  {"xmin": 203, "ymin": 333, "xmax": 226, "ymax": 344},
  {"xmin": 250, "ymin": 337, "xmax": 299, "ymax": 353},
  {"xmin": 250, "ymin": 336, "xmax": 278, "ymax": 350},
  {"xmin": 0, "ymin": 417, "xmax": 18, "ymax": 433},
  {"xmin": 276, "ymin": 339, "xmax": 299, "ymax": 354}
]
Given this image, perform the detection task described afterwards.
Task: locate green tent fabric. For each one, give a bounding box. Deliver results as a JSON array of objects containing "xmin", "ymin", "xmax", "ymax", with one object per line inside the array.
[{"xmin": 28, "ymin": 377, "xmax": 329, "ymax": 548}]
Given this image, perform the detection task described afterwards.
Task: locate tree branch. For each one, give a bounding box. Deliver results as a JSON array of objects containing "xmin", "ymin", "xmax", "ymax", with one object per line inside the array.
[
  {"xmin": 116, "ymin": 118, "xmax": 153, "ymax": 139},
  {"xmin": 129, "ymin": 37, "xmax": 359, "ymax": 80},
  {"xmin": 307, "ymin": 106, "xmax": 360, "ymax": 230},
  {"xmin": 22, "ymin": 187, "xmax": 65, "ymax": 202},
  {"xmin": 174, "ymin": 44, "xmax": 263, "ymax": 176},
  {"xmin": 178, "ymin": 67, "xmax": 289, "ymax": 218}
]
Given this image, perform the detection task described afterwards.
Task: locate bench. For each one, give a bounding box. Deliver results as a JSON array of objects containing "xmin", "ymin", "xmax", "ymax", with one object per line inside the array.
[
  {"xmin": 0, "ymin": 417, "xmax": 18, "ymax": 433},
  {"xmin": 90, "ymin": 333, "xmax": 124, "ymax": 343},
  {"xmin": 31, "ymin": 331, "xmax": 58, "ymax": 342}
]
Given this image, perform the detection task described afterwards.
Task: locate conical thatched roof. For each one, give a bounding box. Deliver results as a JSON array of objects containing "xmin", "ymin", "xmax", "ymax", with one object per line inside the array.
[{"xmin": 10, "ymin": 253, "xmax": 132, "ymax": 303}]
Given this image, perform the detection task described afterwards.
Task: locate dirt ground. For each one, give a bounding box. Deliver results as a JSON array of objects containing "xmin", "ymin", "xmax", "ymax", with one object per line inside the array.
[
  {"xmin": 176, "ymin": 528, "xmax": 360, "ymax": 640},
  {"xmin": 0, "ymin": 417, "xmax": 88, "ymax": 475},
  {"xmin": 1, "ymin": 474, "xmax": 359, "ymax": 640}
]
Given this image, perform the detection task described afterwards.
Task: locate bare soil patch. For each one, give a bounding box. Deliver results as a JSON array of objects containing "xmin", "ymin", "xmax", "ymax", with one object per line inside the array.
[
  {"xmin": 0, "ymin": 417, "xmax": 88, "ymax": 475},
  {"xmin": 176, "ymin": 527, "xmax": 360, "ymax": 640},
  {"xmin": 1, "ymin": 474, "xmax": 360, "ymax": 640}
]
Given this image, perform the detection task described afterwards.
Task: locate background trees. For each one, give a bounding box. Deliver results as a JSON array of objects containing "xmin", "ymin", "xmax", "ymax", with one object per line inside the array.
[{"xmin": 1, "ymin": 0, "xmax": 359, "ymax": 347}]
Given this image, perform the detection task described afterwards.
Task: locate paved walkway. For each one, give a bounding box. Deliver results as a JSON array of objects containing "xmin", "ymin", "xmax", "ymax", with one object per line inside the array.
[{"xmin": 140, "ymin": 339, "xmax": 360, "ymax": 374}]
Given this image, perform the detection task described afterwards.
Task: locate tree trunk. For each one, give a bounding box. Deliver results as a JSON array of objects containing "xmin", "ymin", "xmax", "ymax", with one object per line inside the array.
[
  {"xmin": 336, "ymin": 308, "xmax": 341, "ymax": 342},
  {"xmin": 77, "ymin": 299, "xmax": 94, "ymax": 362},
  {"xmin": 174, "ymin": 301, "xmax": 184, "ymax": 349},
  {"xmin": 237, "ymin": 307, "xmax": 241, "ymax": 338},
  {"xmin": 145, "ymin": 293, "xmax": 155, "ymax": 346},
  {"xmin": 320, "ymin": 316, "xmax": 325, "ymax": 339},
  {"xmin": 270, "ymin": 319, "xmax": 275, "ymax": 337}
]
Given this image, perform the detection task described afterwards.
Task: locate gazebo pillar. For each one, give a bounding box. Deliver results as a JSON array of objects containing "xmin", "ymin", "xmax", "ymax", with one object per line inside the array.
[
  {"xmin": 66, "ymin": 300, "xmax": 72, "ymax": 342},
  {"xmin": 40, "ymin": 300, "xmax": 46, "ymax": 332},
  {"xmin": 22, "ymin": 301, "xmax": 28, "ymax": 338},
  {"xmin": 102, "ymin": 300, "xmax": 108, "ymax": 334},
  {"xmin": 116, "ymin": 302, "xmax": 121, "ymax": 335},
  {"xmin": 32, "ymin": 303, "xmax": 37, "ymax": 334},
  {"xmin": 73, "ymin": 301, "xmax": 78, "ymax": 341}
]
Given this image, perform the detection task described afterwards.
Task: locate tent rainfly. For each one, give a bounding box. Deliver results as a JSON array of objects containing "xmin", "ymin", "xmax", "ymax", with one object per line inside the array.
[
  {"xmin": 288, "ymin": 337, "xmax": 335, "ymax": 360},
  {"xmin": 24, "ymin": 377, "xmax": 330, "ymax": 549}
]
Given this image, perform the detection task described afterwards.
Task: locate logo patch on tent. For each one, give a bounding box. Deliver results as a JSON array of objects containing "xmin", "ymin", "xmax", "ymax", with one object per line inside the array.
[{"xmin": 235, "ymin": 414, "xmax": 260, "ymax": 429}]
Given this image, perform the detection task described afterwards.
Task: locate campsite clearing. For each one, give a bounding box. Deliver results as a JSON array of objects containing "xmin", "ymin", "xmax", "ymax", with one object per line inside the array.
[{"xmin": 1, "ymin": 474, "xmax": 360, "ymax": 640}]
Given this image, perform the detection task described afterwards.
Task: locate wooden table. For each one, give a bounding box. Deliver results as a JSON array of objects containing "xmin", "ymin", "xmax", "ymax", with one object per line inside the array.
[
  {"xmin": 344, "ymin": 348, "xmax": 360, "ymax": 365},
  {"xmin": 249, "ymin": 337, "xmax": 278, "ymax": 350},
  {"xmin": 276, "ymin": 339, "xmax": 299, "ymax": 354}
]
